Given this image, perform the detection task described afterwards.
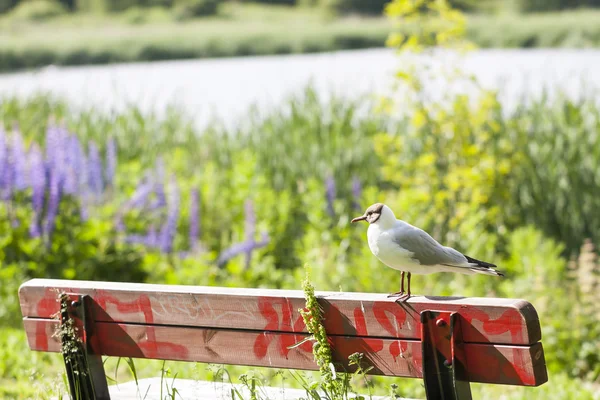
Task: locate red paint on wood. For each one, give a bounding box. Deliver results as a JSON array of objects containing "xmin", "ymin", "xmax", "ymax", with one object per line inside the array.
[
  {"xmin": 254, "ymin": 297, "xmax": 311, "ymax": 359},
  {"xmin": 354, "ymin": 307, "xmax": 367, "ymax": 335},
  {"xmin": 373, "ymin": 301, "xmax": 408, "ymax": 361},
  {"xmin": 20, "ymin": 280, "xmax": 541, "ymax": 345},
  {"xmin": 34, "ymin": 296, "xmax": 56, "ymax": 352},
  {"xmin": 23, "ymin": 317, "xmax": 546, "ymax": 386},
  {"xmin": 462, "ymin": 307, "xmax": 536, "ymax": 384}
]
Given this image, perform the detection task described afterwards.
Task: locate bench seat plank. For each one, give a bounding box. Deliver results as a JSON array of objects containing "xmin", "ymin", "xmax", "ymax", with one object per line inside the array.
[
  {"xmin": 19, "ymin": 279, "xmax": 542, "ymax": 345},
  {"xmin": 23, "ymin": 317, "xmax": 547, "ymax": 386}
]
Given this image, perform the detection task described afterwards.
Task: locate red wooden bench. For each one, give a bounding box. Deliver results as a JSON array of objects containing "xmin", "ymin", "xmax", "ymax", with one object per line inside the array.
[{"xmin": 19, "ymin": 278, "xmax": 548, "ymax": 399}]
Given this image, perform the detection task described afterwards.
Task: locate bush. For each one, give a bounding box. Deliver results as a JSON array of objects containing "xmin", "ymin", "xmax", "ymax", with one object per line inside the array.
[
  {"xmin": 518, "ymin": 0, "xmax": 600, "ymax": 12},
  {"xmin": 76, "ymin": 0, "xmax": 142, "ymax": 12},
  {"xmin": 320, "ymin": 0, "xmax": 389, "ymax": 15},
  {"xmin": 8, "ymin": 0, "xmax": 66, "ymax": 21},
  {"xmin": 173, "ymin": 0, "xmax": 218, "ymax": 19},
  {"xmin": 0, "ymin": 0, "xmax": 18, "ymax": 13},
  {"xmin": 249, "ymin": 0, "xmax": 296, "ymax": 4}
]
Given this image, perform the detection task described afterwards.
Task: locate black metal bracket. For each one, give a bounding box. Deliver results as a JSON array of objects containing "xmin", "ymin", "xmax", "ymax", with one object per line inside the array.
[
  {"xmin": 59, "ymin": 293, "xmax": 110, "ymax": 400},
  {"xmin": 421, "ymin": 310, "xmax": 473, "ymax": 400}
]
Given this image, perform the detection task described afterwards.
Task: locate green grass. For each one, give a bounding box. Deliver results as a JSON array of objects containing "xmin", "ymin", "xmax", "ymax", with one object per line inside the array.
[
  {"xmin": 0, "ymin": 3, "xmax": 391, "ymax": 72},
  {"xmin": 468, "ymin": 8, "xmax": 600, "ymax": 48},
  {"xmin": 1, "ymin": 4, "xmax": 600, "ymax": 72}
]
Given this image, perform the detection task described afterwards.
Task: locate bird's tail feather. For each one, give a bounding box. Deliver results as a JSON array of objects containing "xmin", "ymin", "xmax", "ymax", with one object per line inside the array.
[{"xmin": 464, "ymin": 255, "xmax": 504, "ymax": 277}]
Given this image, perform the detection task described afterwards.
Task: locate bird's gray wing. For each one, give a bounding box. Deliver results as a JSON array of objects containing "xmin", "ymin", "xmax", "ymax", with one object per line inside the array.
[{"xmin": 391, "ymin": 225, "xmax": 468, "ymax": 266}]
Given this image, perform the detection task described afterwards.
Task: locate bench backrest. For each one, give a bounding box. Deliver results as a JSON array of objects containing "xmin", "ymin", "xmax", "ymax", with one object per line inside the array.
[{"xmin": 19, "ymin": 278, "xmax": 548, "ymax": 389}]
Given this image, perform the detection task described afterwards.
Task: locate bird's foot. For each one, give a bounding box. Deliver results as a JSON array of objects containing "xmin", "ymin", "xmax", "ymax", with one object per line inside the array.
[{"xmin": 387, "ymin": 291, "xmax": 411, "ymax": 302}]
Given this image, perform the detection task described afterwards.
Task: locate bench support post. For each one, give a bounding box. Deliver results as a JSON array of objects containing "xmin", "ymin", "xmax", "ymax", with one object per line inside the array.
[
  {"xmin": 59, "ymin": 293, "xmax": 110, "ymax": 400},
  {"xmin": 421, "ymin": 310, "xmax": 473, "ymax": 400}
]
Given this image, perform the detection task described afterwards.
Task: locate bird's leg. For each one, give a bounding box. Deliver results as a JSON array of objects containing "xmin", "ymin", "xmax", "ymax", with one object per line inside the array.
[
  {"xmin": 406, "ymin": 272, "xmax": 412, "ymax": 297},
  {"xmin": 400, "ymin": 271, "xmax": 405, "ymax": 294},
  {"xmin": 387, "ymin": 271, "xmax": 406, "ymax": 298}
]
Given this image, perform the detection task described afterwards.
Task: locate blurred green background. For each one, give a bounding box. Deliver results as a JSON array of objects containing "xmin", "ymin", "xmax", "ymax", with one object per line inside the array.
[
  {"xmin": 1, "ymin": 0, "xmax": 600, "ymax": 399},
  {"xmin": 2, "ymin": 0, "xmax": 600, "ymax": 71}
]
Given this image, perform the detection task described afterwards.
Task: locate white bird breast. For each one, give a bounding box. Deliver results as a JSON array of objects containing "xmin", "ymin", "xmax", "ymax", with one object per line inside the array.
[{"xmin": 367, "ymin": 224, "xmax": 426, "ymax": 273}]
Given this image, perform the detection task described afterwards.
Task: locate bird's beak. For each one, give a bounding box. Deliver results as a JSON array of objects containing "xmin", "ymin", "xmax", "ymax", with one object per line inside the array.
[{"xmin": 351, "ymin": 215, "xmax": 367, "ymax": 223}]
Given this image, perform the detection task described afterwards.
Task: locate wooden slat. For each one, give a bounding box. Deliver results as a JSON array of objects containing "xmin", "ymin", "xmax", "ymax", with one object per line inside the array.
[
  {"xmin": 19, "ymin": 279, "xmax": 541, "ymax": 345},
  {"xmin": 23, "ymin": 318, "xmax": 547, "ymax": 386}
]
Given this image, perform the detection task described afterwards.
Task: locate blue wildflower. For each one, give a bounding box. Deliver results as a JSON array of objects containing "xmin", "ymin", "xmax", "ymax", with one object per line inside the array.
[
  {"xmin": 146, "ymin": 224, "xmax": 158, "ymax": 248},
  {"xmin": 148, "ymin": 157, "xmax": 166, "ymax": 210},
  {"xmin": 148, "ymin": 181, "xmax": 166, "ymax": 210},
  {"xmin": 105, "ymin": 136, "xmax": 117, "ymax": 188},
  {"xmin": 43, "ymin": 160, "xmax": 62, "ymax": 242},
  {"xmin": 125, "ymin": 175, "xmax": 154, "ymax": 209},
  {"xmin": 216, "ymin": 231, "xmax": 271, "ymax": 269},
  {"xmin": 0, "ymin": 128, "xmax": 6, "ymax": 188},
  {"xmin": 11, "ymin": 129, "xmax": 28, "ymax": 191},
  {"xmin": 63, "ymin": 134, "xmax": 78, "ymax": 196},
  {"xmin": 158, "ymin": 176, "xmax": 180, "ymax": 253},
  {"xmin": 28, "ymin": 143, "xmax": 46, "ymax": 216},
  {"xmin": 0, "ymin": 128, "xmax": 12, "ymax": 200},
  {"xmin": 87, "ymin": 141, "xmax": 103, "ymax": 197}
]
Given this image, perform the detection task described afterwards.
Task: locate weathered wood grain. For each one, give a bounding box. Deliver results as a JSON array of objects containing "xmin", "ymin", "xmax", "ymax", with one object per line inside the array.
[
  {"xmin": 19, "ymin": 279, "xmax": 541, "ymax": 345},
  {"xmin": 23, "ymin": 318, "xmax": 547, "ymax": 386}
]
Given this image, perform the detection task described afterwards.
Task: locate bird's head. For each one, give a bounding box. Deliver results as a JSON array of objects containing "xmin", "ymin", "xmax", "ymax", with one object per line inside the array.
[{"xmin": 351, "ymin": 203, "xmax": 396, "ymax": 225}]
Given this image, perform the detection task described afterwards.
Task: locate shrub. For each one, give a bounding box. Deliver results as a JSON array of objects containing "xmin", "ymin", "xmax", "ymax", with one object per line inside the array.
[
  {"xmin": 0, "ymin": 0, "xmax": 18, "ymax": 13},
  {"xmin": 519, "ymin": 0, "xmax": 600, "ymax": 12},
  {"xmin": 320, "ymin": 0, "xmax": 390, "ymax": 15},
  {"xmin": 172, "ymin": 0, "xmax": 219, "ymax": 19},
  {"xmin": 8, "ymin": 0, "xmax": 66, "ymax": 21},
  {"xmin": 76, "ymin": 0, "xmax": 140, "ymax": 13}
]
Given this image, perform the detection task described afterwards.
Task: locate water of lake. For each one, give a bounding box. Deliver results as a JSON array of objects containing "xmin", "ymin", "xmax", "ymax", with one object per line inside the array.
[{"xmin": 1, "ymin": 48, "xmax": 599, "ymax": 129}]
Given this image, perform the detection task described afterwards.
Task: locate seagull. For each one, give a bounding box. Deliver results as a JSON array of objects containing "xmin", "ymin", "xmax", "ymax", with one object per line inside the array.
[{"xmin": 351, "ymin": 203, "xmax": 503, "ymax": 299}]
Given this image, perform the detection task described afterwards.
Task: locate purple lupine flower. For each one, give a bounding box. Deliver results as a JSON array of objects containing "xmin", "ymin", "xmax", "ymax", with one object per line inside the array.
[
  {"xmin": 1, "ymin": 144, "xmax": 13, "ymax": 201},
  {"xmin": 244, "ymin": 199, "xmax": 256, "ymax": 270},
  {"xmin": 125, "ymin": 226, "xmax": 157, "ymax": 248},
  {"xmin": 11, "ymin": 129, "xmax": 28, "ymax": 190},
  {"xmin": 124, "ymin": 175, "xmax": 154, "ymax": 209},
  {"xmin": 148, "ymin": 181, "xmax": 167, "ymax": 210},
  {"xmin": 216, "ymin": 241, "xmax": 257, "ymax": 269},
  {"xmin": 69, "ymin": 135, "xmax": 87, "ymax": 194},
  {"xmin": 351, "ymin": 175, "xmax": 362, "ymax": 211},
  {"xmin": 87, "ymin": 141, "xmax": 103, "ymax": 197},
  {"xmin": 62, "ymin": 134, "xmax": 78, "ymax": 196},
  {"xmin": 157, "ymin": 176, "xmax": 180, "ymax": 253},
  {"xmin": 43, "ymin": 162, "xmax": 62, "ymax": 242},
  {"xmin": 45, "ymin": 125, "xmax": 66, "ymax": 180},
  {"xmin": 257, "ymin": 231, "xmax": 270, "ymax": 247},
  {"xmin": 114, "ymin": 175, "xmax": 153, "ymax": 232},
  {"xmin": 28, "ymin": 143, "xmax": 45, "ymax": 237},
  {"xmin": 189, "ymin": 188, "xmax": 200, "ymax": 250},
  {"xmin": 325, "ymin": 173, "xmax": 336, "ymax": 217},
  {"xmin": 0, "ymin": 125, "xmax": 6, "ymax": 172},
  {"xmin": 216, "ymin": 231, "xmax": 270, "ymax": 269},
  {"xmin": 148, "ymin": 157, "xmax": 167, "ymax": 210},
  {"xmin": 146, "ymin": 224, "xmax": 158, "ymax": 248},
  {"xmin": 124, "ymin": 234, "xmax": 147, "ymax": 245},
  {"xmin": 105, "ymin": 136, "xmax": 117, "ymax": 188},
  {"xmin": 28, "ymin": 143, "xmax": 46, "ymax": 216},
  {"xmin": 0, "ymin": 128, "xmax": 10, "ymax": 199}
]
